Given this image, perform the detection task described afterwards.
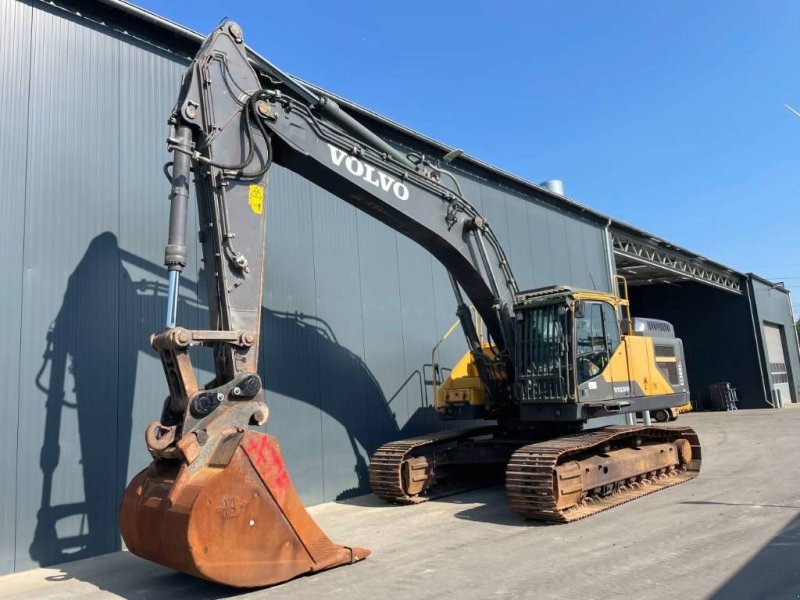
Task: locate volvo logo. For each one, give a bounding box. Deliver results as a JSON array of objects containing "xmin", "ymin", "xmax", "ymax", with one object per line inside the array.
[{"xmin": 327, "ymin": 144, "xmax": 410, "ymax": 201}]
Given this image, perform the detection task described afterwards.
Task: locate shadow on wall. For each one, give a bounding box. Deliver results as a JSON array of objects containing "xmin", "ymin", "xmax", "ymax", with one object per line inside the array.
[
  {"xmin": 28, "ymin": 232, "xmax": 438, "ymax": 568},
  {"xmin": 262, "ymin": 308, "xmax": 439, "ymax": 500},
  {"xmin": 29, "ymin": 233, "xmax": 142, "ymax": 567}
]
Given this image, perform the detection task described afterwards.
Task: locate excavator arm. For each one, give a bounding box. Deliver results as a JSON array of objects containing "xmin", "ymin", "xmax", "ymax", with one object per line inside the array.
[{"xmin": 160, "ymin": 20, "xmax": 520, "ymax": 434}]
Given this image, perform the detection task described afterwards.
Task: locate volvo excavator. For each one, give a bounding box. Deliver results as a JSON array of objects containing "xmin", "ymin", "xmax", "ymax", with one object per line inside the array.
[{"xmin": 120, "ymin": 21, "xmax": 701, "ymax": 588}]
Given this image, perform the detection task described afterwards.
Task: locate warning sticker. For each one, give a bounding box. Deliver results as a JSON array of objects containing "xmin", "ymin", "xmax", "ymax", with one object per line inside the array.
[{"xmin": 248, "ymin": 185, "xmax": 264, "ymax": 215}]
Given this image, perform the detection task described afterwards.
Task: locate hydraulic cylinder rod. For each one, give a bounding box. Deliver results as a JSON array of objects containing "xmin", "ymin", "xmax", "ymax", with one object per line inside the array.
[{"xmin": 164, "ymin": 124, "xmax": 192, "ymax": 328}]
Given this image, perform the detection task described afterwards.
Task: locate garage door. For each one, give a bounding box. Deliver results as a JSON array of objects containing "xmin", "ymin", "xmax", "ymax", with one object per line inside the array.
[{"xmin": 764, "ymin": 324, "xmax": 791, "ymax": 407}]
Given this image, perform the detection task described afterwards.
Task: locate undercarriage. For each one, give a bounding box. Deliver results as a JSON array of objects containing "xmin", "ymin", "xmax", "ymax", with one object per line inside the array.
[{"xmin": 369, "ymin": 425, "xmax": 701, "ymax": 522}]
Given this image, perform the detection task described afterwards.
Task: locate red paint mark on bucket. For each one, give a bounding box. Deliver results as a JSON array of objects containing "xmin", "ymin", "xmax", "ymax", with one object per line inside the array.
[{"xmin": 243, "ymin": 433, "xmax": 291, "ymax": 502}]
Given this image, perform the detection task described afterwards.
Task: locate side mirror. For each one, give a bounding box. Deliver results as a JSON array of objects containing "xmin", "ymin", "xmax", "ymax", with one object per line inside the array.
[{"xmin": 574, "ymin": 301, "xmax": 585, "ymax": 319}]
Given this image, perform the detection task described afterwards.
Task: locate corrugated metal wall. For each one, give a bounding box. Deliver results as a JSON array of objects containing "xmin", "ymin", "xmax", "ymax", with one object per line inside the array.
[
  {"xmin": 0, "ymin": 0, "xmax": 611, "ymax": 573},
  {"xmin": 749, "ymin": 277, "xmax": 800, "ymax": 405},
  {"xmin": 0, "ymin": 0, "xmax": 30, "ymax": 577}
]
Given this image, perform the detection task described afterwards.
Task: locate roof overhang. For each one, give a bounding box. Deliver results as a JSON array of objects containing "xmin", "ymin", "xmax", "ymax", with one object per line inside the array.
[{"xmin": 612, "ymin": 231, "xmax": 743, "ymax": 294}]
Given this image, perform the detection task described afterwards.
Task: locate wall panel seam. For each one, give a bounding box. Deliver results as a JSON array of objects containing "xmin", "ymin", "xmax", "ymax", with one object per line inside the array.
[
  {"xmin": 393, "ymin": 232, "xmax": 410, "ymax": 423},
  {"xmin": 114, "ymin": 32, "xmax": 123, "ymax": 548},
  {"xmin": 12, "ymin": 0, "xmax": 35, "ymax": 571},
  {"xmin": 307, "ymin": 186, "xmax": 326, "ymax": 501}
]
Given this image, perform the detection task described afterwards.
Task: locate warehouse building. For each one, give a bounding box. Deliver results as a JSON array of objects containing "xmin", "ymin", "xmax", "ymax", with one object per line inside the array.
[{"xmin": 1, "ymin": 0, "xmax": 798, "ymax": 574}]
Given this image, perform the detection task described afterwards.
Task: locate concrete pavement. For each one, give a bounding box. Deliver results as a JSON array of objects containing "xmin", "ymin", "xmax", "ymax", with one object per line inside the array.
[{"xmin": 2, "ymin": 408, "xmax": 799, "ymax": 599}]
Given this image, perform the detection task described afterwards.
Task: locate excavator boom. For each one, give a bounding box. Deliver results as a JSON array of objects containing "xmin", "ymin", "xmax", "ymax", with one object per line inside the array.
[{"xmin": 120, "ymin": 18, "xmax": 518, "ymax": 588}]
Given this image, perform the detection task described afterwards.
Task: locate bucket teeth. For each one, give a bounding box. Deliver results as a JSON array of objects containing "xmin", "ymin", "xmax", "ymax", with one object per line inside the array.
[{"xmin": 120, "ymin": 431, "xmax": 369, "ymax": 588}]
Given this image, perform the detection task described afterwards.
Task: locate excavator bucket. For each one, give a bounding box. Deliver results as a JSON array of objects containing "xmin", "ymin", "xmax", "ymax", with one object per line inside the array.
[{"xmin": 120, "ymin": 431, "xmax": 369, "ymax": 588}]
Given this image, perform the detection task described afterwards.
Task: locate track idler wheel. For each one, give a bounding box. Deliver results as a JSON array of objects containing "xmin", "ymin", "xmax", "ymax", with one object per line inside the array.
[{"xmin": 120, "ymin": 431, "xmax": 369, "ymax": 588}]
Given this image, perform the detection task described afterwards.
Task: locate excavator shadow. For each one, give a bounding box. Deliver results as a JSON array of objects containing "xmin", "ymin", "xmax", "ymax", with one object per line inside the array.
[
  {"xmin": 29, "ymin": 233, "xmax": 444, "ymax": 581},
  {"xmin": 30, "ymin": 233, "xmax": 146, "ymax": 567},
  {"xmin": 338, "ymin": 485, "xmax": 554, "ymax": 526},
  {"xmin": 41, "ymin": 551, "xmax": 241, "ymax": 600},
  {"xmin": 261, "ymin": 307, "xmax": 442, "ymax": 503},
  {"xmin": 707, "ymin": 510, "xmax": 800, "ymax": 599},
  {"xmin": 433, "ymin": 486, "xmax": 552, "ymax": 527},
  {"xmin": 333, "ymin": 493, "xmax": 402, "ymax": 508}
]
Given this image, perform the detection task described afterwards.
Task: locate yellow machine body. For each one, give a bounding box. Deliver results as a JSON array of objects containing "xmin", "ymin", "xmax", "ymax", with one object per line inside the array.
[
  {"xmin": 597, "ymin": 329, "xmax": 675, "ymax": 395},
  {"xmin": 435, "ymin": 288, "xmax": 688, "ymax": 417},
  {"xmin": 435, "ymin": 343, "xmax": 495, "ymax": 413}
]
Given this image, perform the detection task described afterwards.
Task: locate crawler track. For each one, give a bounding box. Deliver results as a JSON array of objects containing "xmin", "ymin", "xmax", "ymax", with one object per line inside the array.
[
  {"xmin": 506, "ymin": 425, "xmax": 701, "ymax": 522},
  {"xmin": 370, "ymin": 425, "xmax": 701, "ymax": 522},
  {"xmin": 369, "ymin": 426, "xmax": 499, "ymax": 504}
]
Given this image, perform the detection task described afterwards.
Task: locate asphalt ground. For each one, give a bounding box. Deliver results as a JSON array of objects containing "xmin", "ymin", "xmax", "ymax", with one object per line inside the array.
[{"xmin": 2, "ymin": 407, "xmax": 799, "ymax": 599}]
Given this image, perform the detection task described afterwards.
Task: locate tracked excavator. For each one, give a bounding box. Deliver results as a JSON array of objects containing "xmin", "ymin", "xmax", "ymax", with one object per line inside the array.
[{"xmin": 120, "ymin": 21, "xmax": 701, "ymax": 588}]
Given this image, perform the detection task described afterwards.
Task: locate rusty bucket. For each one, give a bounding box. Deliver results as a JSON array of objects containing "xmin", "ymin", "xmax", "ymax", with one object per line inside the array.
[{"xmin": 120, "ymin": 431, "xmax": 369, "ymax": 588}]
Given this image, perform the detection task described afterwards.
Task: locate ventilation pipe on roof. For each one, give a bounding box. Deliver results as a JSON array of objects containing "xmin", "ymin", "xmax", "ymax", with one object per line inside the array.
[{"xmin": 541, "ymin": 179, "xmax": 565, "ymax": 196}]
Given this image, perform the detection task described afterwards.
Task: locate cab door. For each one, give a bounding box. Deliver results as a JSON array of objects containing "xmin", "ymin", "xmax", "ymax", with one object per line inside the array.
[
  {"xmin": 600, "ymin": 302, "xmax": 631, "ymax": 401},
  {"xmin": 574, "ymin": 300, "xmax": 628, "ymax": 402}
]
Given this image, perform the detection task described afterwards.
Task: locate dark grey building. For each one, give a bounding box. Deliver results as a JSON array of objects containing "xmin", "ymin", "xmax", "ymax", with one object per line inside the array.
[{"xmin": 1, "ymin": 0, "xmax": 797, "ymax": 575}]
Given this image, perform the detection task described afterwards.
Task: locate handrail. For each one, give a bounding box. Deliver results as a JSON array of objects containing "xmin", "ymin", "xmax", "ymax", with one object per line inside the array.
[
  {"xmin": 431, "ymin": 308, "xmax": 484, "ymax": 403},
  {"xmin": 614, "ymin": 274, "xmax": 632, "ymax": 324},
  {"xmin": 431, "ymin": 319, "xmax": 461, "ymax": 405}
]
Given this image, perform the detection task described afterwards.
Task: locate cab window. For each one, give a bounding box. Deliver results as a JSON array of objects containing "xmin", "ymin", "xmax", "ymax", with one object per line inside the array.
[
  {"xmin": 601, "ymin": 303, "xmax": 621, "ymax": 354},
  {"xmin": 575, "ymin": 301, "xmax": 621, "ymax": 383}
]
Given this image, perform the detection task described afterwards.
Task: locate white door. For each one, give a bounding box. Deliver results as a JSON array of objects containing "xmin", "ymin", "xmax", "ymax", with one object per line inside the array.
[{"xmin": 764, "ymin": 324, "xmax": 791, "ymax": 407}]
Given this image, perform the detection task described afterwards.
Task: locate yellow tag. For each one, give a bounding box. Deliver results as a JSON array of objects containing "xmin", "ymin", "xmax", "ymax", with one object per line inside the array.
[{"xmin": 248, "ymin": 185, "xmax": 264, "ymax": 215}]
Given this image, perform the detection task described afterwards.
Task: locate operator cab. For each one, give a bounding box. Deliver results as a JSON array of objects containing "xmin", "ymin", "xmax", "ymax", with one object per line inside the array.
[
  {"xmin": 574, "ymin": 298, "xmax": 622, "ymax": 384},
  {"xmin": 512, "ymin": 284, "xmax": 689, "ymax": 422},
  {"xmin": 513, "ymin": 286, "xmax": 625, "ymax": 406}
]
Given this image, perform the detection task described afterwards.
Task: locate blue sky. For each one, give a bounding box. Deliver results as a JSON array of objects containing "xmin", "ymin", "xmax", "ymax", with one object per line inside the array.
[{"xmin": 137, "ymin": 1, "xmax": 800, "ymax": 311}]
